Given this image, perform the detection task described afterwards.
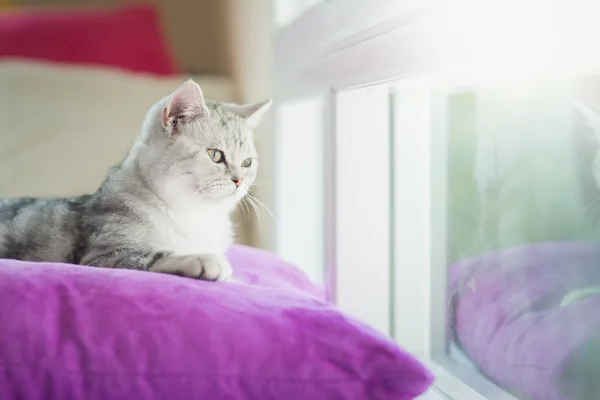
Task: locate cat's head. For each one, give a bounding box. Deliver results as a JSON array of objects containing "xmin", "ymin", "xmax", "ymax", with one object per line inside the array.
[{"xmin": 136, "ymin": 79, "xmax": 271, "ymax": 210}]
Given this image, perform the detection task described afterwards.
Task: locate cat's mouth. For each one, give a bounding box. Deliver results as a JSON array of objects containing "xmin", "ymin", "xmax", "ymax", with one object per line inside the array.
[{"xmin": 194, "ymin": 177, "xmax": 251, "ymax": 200}]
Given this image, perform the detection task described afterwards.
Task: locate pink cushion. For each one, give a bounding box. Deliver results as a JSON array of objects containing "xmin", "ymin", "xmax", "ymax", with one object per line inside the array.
[{"xmin": 0, "ymin": 4, "xmax": 179, "ymax": 75}]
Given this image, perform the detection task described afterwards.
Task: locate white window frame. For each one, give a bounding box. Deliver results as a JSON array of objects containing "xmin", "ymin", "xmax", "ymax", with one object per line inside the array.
[
  {"xmin": 334, "ymin": 85, "xmax": 393, "ymax": 334},
  {"xmin": 273, "ymin": 1, "xmax": 600, "ymax": 398}
]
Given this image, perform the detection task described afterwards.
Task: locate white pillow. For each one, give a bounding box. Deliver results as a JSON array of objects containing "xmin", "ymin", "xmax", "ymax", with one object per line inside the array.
[{"xmin": 0, "ymin": 60, "xmax": 234, "ymax": 198}]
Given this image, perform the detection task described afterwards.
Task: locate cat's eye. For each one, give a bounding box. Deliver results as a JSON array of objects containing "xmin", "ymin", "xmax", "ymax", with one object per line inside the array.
[
  {"xmin": 241, "ymin": 158, "xmax": 252, "ymax": 168},
  {"xmin": 207, "ymin": 149, "xmax": 224, "ymax": 163}
]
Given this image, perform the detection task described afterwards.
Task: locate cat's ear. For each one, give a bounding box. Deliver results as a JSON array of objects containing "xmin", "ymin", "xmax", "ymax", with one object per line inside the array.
[
  {"xmin": 244, "ymin": 99, "xmax": 272, "ymax": 128},
  {"xmin": 162, "ymin": 80, "xmax": 209, "ymax": 133},
  {"xmin": 225, "ymin": 99, "xmax": 272, "ymax": 129}
]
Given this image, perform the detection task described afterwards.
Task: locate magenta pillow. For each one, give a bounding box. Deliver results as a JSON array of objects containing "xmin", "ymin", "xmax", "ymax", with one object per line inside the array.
[
  {"xmin": 0, "ymin": 245, "xmax": 433, "ymax": 400},
  {"xmin": 0, "ymin": 4, "xmax": 179, "ymax": 75}
]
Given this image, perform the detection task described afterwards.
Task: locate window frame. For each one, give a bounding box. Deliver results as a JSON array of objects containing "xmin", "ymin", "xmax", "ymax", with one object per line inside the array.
[
  {"xmin": 387, "ymin": 81, "xmax": 516, "ymax": 399},
  {"xmin": 272, "ymin": 1, "xmax": 597, "ymax": 398},
  {"xmin": 333, "ymin": 85, "xmax": 393, "ymax": 334},
  {"xmin": 272, "ymin": 2, "xmax": 490, "ymax": 398}
]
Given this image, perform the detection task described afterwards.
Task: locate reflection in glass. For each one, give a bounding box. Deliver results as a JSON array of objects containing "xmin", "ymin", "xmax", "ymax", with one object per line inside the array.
[{"xmin": 447, "ymin": 77, "xmax": 600, "ymax": 400}]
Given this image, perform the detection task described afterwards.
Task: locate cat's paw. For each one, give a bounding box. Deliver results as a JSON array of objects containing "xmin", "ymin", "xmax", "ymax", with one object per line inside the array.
[{"xmin": 150, "ymin": 254, "xmax": 233, "ymax": 281}]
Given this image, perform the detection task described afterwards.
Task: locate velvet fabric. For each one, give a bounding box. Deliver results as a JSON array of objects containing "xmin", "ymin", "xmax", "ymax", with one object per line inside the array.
[{"xmin": 0, "ymin": 245, "xmax": 433, "ymax": 399}]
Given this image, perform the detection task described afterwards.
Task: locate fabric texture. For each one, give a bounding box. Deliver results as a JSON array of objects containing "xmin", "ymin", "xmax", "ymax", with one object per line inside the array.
[
  {"xmin": 450, "ymin": 242, "xmax": 600, "ymax": 400},
  {"xmin": 0, "ymin": 244, "xmax": 433, "ymax": 400},
  {"xmin": 0, "ymin": 4, "xmax": 179, "ymax": 75}
]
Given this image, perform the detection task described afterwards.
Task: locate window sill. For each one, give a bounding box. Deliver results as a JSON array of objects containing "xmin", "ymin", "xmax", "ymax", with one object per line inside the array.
[
  {"xmin": 421, "ymin": 356, "xmax": 518, "ymax": 400},
  {"xmin": 418, "ymin": 387, "xmax": 450, "ymax": 400}
]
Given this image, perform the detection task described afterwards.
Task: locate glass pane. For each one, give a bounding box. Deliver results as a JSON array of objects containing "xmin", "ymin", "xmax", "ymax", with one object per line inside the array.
[
  {"xmin": 335, "ymin": 85, "xmax": 391, "ymax": 335},
  {"xmin": 446, "ymin": 77, "xmax": 600, "ymax": 400},
  {"xmin": 274, "ymin": 97, "xmax": 325, "ymax": 285}
]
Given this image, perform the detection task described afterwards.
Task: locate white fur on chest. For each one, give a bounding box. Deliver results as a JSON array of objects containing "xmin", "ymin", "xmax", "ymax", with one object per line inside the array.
[{"xmin": 149, "ymin": 206, "xmax": 232, "ymax": 255}]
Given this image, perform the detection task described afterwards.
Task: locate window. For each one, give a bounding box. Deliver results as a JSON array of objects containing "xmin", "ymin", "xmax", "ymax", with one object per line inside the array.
[
  {"xmin": 273, "ymin": 0, "xmax": 600, "ymax": 399},
  {"xmin": 444, "ymin": 79, "xmax": 600, "ymax": 400}
]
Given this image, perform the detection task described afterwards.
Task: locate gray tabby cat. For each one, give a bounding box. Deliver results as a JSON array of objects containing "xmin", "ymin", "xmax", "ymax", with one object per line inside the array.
[{"xmin": 0, "ymin": 79, "xmax": 271, "ymax": 281}]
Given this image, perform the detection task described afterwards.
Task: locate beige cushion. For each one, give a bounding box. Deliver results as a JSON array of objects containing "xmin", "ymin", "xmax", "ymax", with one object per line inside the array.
[{"xmin": 0, "ymin": 59, "xmax": 234, "ymax": 198}]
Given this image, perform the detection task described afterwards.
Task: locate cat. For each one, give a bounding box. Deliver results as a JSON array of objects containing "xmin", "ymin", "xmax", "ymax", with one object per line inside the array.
[{"xmin": 0, "ymin": 79, "xmax": 271, "ymax": 281}]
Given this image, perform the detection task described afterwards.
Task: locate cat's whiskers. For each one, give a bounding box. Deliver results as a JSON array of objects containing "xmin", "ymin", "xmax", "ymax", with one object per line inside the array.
[
  {"xmin": 238, "ymin": 197, "xmax": 251, "ymax": 220},
  {"xmin": 249, "ymin": 196, "xmax": 264, "ymax": 232},
  {"xmin": 242, "ymin": 194, "xmax": 274, "ymax": 232},
  {"xmin": 241, "ymin": 196, "xmax": 260, "ymax": 230},
  {"xmin": 248, "ymin": 194, "xmax": 274, "ymax": 220}
]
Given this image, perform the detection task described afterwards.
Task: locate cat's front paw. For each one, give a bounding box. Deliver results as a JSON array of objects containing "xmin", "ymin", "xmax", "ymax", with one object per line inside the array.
[{"xmin": 150, "ymin": 254, "xmax": 233, "ymax": 281}]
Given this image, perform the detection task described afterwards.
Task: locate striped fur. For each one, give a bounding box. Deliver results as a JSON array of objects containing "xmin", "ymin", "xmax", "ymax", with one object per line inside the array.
[{"xmin": 0, "ymin": 80, "xmax": 271, "ymax": 281}]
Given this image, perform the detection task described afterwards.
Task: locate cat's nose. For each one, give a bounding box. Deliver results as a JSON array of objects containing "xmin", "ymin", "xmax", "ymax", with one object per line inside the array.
[{"xmin": 232, "ymin": 177, "xmax": 244, "ymax": 188}]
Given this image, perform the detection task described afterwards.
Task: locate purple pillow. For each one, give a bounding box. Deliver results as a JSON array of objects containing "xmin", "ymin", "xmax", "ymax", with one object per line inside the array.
[
  {"xmin": 450, "ymin": 242, "xmax": 600, "ymax": 400},
  {"xmin": 0, "ymin": 245, "xmax": 433, "ymax": 400}
]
